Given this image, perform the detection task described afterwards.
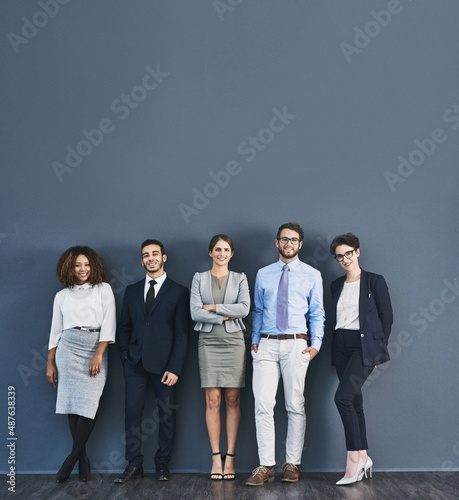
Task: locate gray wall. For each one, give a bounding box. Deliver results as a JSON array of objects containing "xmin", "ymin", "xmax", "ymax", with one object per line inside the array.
[{"xmin": 1, "ymin": 0, "xmax": 458, "ymax": 474}]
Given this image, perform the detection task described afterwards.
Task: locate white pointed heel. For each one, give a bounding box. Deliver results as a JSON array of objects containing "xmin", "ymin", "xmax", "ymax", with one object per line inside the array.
[
  {"xmin": 336, "ymin": 457, "xmax": 366, "ymax": 485},
  {"xmin": 365, "ymin": 456, "xmax": 373, "ymax": 479}
]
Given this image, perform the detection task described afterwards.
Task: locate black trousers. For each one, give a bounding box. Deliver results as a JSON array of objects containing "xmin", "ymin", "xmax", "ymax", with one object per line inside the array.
[
  {"xmin": 123, "ymin": 359, "xmax": 176, "ymax": 467},
  {"xmin": 334, "ymin": 329, "xmax": 374, "ymax": 451}
]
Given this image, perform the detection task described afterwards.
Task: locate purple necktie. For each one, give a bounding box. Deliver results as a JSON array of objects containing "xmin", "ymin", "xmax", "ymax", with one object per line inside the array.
[{"xmin": 277, "ymin": 264, "xmax": 289, "ymax": 332}]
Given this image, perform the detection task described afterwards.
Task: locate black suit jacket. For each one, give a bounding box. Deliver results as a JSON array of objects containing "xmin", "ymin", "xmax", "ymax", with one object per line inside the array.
[
  {"xmin": 330, "ymin": 269, "xmax": 393, "ymax": 366},
  {"xmin": 117, "ymin": 276, "xmax": 190, "ymax": 376}
]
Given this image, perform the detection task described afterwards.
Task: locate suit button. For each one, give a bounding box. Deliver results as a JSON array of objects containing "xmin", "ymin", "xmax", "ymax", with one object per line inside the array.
[
  {"xmin": 146, "ymin": 323, "xmax": 150, "ymax": 326},
  {"xmin": 361, "ymin": 334, "xmax": 364, "ymax": 337}
]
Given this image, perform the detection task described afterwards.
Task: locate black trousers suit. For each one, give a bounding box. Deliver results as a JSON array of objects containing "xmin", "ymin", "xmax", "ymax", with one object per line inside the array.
[
  {"xmin": 330, "ymin": 270, "xmax": 393, "ymax": 451},
  {"xmin": 118, "ymin": 276, "xmax": 189, "ymax": 467}
]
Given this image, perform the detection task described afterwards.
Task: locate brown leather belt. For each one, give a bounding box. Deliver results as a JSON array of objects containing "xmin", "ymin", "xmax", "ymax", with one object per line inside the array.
[{"xmin": 260, "ymin": 333, "xmax": 309, "ymax": 341}]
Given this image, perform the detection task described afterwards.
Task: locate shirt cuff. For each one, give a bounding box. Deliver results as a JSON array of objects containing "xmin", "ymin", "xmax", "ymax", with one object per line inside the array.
[
  {"xmin": 251, "ymin": 333, "xmax": 261, "ymax": 345},
  {"xmin": 310, "ymin": 339, "xmax": 322, "ymax": 351}
]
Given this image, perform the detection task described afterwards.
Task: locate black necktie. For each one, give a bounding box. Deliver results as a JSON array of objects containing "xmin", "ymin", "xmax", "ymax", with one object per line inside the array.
[{"xmin": 146, "ymin": 280, "xmax": 156, "ymax": 314}]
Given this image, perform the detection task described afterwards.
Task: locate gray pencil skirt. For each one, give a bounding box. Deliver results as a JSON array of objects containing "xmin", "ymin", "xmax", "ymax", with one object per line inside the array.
[{"xmin": 55, "ymin": 328, "xmax": 108, "ymax": 419}]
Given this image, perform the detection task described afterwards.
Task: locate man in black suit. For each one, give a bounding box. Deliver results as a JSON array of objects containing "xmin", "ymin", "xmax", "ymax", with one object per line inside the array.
[{"xmin": 115, "ymin": 239, "xmax": 189, "ymax": 483}]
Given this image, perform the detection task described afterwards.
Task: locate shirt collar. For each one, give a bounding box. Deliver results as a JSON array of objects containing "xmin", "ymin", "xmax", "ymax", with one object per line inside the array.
[
  {"xmin": 277, "ymin": 257, "xmax": 300, "ymax": 270},
  {"xmin": 71, "ymin": 282, "xmax": 92, "ymax": 291},
  {"xmin": 146, "ymin": 272, "xmax": 167, "ymax": 285}
]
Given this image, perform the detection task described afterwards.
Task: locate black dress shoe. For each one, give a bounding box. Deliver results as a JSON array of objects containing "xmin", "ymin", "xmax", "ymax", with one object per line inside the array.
[
  {"xmin": 114, "ymin": 465, "xmax": 144, "ymax": 484},
  {"xmin": 156, "ymin": 463, "xmax": 170, "ymax": 481},
  {"xmin": 56, "ymin": 454, "xmax": 77, "ymax": 483},
  {"xmin": 56, "ymin": 471, "xmax": 70, "ymax": 483},
  {"xmin": 79, "ymin": 455, "xmax": 91, "ymax": 482}
]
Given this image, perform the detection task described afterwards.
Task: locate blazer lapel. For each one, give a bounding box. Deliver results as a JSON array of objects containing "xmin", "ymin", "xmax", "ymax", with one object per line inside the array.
[
  {"xmin": 147, "ymin": 277, "xmax": 171, "ymax": 316},
  {"xmin": 222, "ymin": 271, "xmax": 234, "ymax": 303},
  {"xmin": 202, "ymin": 271, "xmax": 214, "ymax": 305},
  {"xmin": 134, "ymin": 280, "xmax": 147, "ymax": 317},
  {"xmin": 333, "ymin": 277, "xmax": 345, "ymax": 307}
]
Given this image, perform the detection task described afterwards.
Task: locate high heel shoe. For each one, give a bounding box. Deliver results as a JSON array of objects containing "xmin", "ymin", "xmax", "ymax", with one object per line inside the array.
[
  {"xmin": 79, "ymin": 454, "xmax": 91, "ymax": 482},
  {"xmin": 56, "ymin": 454, "xmax": 78, "ymax": 483},
  {"xmin": 364, "ymin": 456, "xmax": 373, "ymax": 479},
  {"xmin": 336, "ymin": 457, "xmax": 366, "ymax": 485},
  {"xmin": 223, "ymin": 452, "xmax": 236, "ymax": 480},
  {"xmin": 210, "ymin": 451, "xmax": 223, "ymax": 481}
]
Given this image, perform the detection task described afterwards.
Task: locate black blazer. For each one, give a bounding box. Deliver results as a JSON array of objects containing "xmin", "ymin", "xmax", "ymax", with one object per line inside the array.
[
  {"xmin": 117, "ymin": 277, "xmax": 190, "ymax": 376},
  {"xmin": 330, "ymin": 269, "xmax": 393, "ymax": 366}
]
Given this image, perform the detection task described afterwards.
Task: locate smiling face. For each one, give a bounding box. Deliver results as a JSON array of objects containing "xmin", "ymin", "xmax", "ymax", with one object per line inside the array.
[
  {"xmin": 209, "ymin": 239, "xmax": 233, "ymax": 269},
  {"xmin": 334, "ymin": 244, "xmax": 360, "ymax": 273},
  {"xmin": 276, "ymin": 228, "xmax": 303, "ymax": 263},
  {"xmin": 73, "ymin": 254, "xmax": 91, "ymax": 285},
  {"xmin": 141, "ymin": 244, "xmax": 167, "ymax": 278}
]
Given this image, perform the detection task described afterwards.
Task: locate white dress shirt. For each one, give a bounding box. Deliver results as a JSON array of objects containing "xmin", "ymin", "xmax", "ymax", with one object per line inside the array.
[
  {"xmin": 143, "ymin": 272, "xmax": 167, "ymax": 302},
  {"xmin": 336, "ymin": 280, "xmax": 360, "ymax": 330},
  {"xmin": 48, "ymin": 282, "xmax": 116, "ymax": 349}
]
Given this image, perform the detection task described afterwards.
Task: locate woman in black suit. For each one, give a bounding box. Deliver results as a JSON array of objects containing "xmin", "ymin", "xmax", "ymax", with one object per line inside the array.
[{"xmin": 329, "ymin": 233, "xmax": 393, "ymax": 485}]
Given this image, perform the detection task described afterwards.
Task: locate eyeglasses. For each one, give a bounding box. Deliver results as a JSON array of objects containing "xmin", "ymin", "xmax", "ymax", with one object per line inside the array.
[
  {"xmin": 334, "ymin": 250, "xmax": 356, "ymax": 262},
  {"xmin": 278, "ymin": 237, "xmax": 301, "ymax": 245}
]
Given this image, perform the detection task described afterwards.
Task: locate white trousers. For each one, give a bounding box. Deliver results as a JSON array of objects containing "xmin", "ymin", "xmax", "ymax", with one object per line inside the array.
[{"xmin": 252, "ymin": 337, "xmax": 310, "ymax": 466}]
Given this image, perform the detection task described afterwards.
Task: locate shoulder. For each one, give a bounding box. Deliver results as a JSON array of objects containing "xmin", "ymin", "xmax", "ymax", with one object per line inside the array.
[
  {"xmin": 97, "ymin": 282, "xmax": 115, "ymax": 296},
  {"xmin": 97, "ymin": 282, "xmax": 113, "ymax": 291},
  {"xmin": 229, "ymin": 271, "xmax": 247, "ymax": 281},
  {"xmin": 166, "ymin": 277, "xmax": 189, "ymax": 293},
  {"xmin": 53, "ymin": 288, "xmax": 67, "ymax": 302},
  {"xmin": 362, "ymin": 270, "xmax": 386, "ymax": 284},
  {"xmin": 256, "ymin": 262, "xmax": 278, "ymax": 276},
  {"xmin": 297, "ymin": 260, "xmax": 322, "ymax": 278},
  {"xmin": 193, "ymin": 270, "xmax": 210, "ymax": 281},
  {"xmin": 124, "ymin": 279, "xmax": 145, "ymax": 294},
  {"xmin": 331, "ymin": 276, "xmax": 343, "ymax": 287}
]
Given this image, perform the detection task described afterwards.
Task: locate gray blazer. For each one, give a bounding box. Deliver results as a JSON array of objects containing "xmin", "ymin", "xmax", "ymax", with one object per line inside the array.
[{"xmin": 190, "ymin": 270, "xmax": 250, "ymax": 332}]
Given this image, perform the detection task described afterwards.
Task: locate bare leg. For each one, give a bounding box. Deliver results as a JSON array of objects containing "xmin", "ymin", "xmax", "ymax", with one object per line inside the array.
[
  {"xmin": 223, "ymin": 388, "xmax": 240, "ymax": 477},
  {"xmin": 205, "ymin": 388, "xmax": 223, "ymax": 477}
]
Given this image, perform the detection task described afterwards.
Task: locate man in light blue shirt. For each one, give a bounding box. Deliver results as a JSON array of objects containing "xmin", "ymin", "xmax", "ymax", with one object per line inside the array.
[{"xmin": 246, "ymin": 223, "xmax": 325, "ymax": 486}]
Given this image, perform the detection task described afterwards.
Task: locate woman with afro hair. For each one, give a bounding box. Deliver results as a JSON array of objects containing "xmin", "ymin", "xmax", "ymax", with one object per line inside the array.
[{"xmin": 46, "ymin": 246, "xmax": 116, "ymax": 483}]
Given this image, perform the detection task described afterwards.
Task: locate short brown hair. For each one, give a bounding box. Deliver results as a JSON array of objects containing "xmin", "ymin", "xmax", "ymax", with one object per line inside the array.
[
  {"xmin": 329, "ymin": 233, "xmax": 360, "ymax": 255},
  {"xmin": 276, "ymin": 222, "xmax": 304, "ymax": 241},
  {"xmin": 56, "ymin": 246, "xmax": 107, "ymax": 288}
]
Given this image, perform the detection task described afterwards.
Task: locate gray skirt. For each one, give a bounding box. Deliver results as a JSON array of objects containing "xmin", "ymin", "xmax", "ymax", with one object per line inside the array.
[
  {"xmin": 198, "ymin": 324, "xmax": 246, "ymax": 388},
  {"xmin": 55, "ymin": 328, "xmax": 107, "ymax": 419}
]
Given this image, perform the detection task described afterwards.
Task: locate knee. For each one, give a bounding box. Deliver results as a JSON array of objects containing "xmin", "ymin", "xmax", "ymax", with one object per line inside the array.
[
  {"xmin": 334, "ymin": 389, "xmax": 352, "ymax": 410},
  {"xmin": 225, "ymin": 394, "xmax": 240, "ymax": 409},
  {"xmin": 206, "ymin": 395, "xmax": 221, "ymax": 411}
]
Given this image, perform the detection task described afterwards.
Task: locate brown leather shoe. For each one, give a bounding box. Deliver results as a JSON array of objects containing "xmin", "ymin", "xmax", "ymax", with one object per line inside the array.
[
  {"xmin": 245, "ymin": 465, "xmax": 275, "ymax": 486},
  {"xmin": 281, "ymin": 462, "xmax": 300, "ymax": 482}
]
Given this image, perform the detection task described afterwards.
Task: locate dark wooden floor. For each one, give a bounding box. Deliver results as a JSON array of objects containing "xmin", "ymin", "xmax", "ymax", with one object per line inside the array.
[{"xmin": 8, "ymin": 472, "xmax": 459, "ymax": 500}]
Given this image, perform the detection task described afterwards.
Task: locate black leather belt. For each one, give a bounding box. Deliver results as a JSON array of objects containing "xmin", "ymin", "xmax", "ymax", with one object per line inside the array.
[
  {"xmin": 260, "ymin": 333, "xmax": 309, "ymax": 341},
  {"xmin": 73, "ymin": 327, "xmax": 101, "ymax": 332}
]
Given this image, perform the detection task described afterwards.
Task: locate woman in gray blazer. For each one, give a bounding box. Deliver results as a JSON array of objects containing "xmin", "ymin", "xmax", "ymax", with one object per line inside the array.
[{"xmin": 190, "ymin": 234, "xmax": 250, "ymax": 481}]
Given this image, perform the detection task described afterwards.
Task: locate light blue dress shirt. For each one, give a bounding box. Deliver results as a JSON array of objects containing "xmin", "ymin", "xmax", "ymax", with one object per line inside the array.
[{"xmin": 251, "ymin": 257, "xmax": 325, "ymax": 351}]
